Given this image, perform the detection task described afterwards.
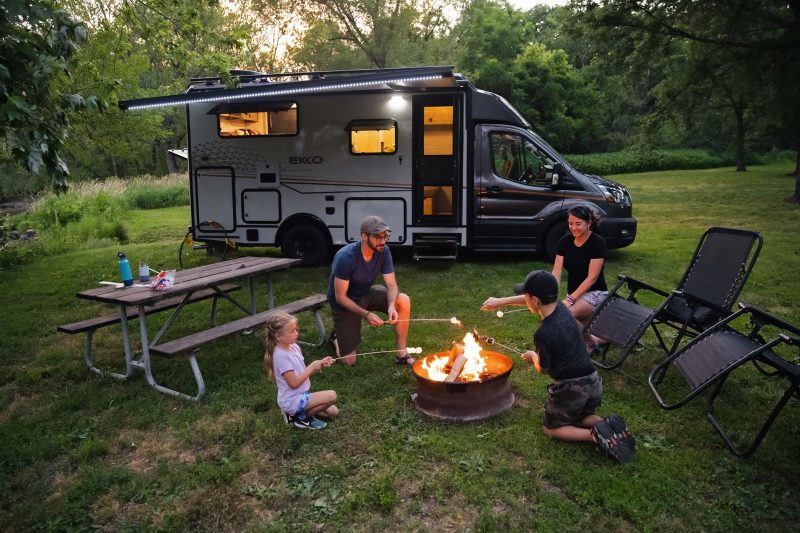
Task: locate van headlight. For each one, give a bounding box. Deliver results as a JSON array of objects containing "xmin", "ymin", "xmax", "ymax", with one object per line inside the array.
[{"xmin": 597, "ymin": 184, "xmax": 631, "ymax": 207}]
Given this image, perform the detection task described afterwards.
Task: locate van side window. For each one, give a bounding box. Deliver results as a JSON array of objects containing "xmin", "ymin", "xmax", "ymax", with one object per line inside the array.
[
  {"xmin": 490, "ymin": 132, "xmax": 556, "ymax": 186},
  {"xmin": 214, "ymin": 102, "xmax": 297, "ymax": 137},
  {"xmin": 348, "ymin": 120, "xmax": 397, "ymax": 154}
]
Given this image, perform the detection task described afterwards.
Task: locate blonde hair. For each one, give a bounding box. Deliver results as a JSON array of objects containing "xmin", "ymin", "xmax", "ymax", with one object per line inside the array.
[{"xmin": 263, "ymin": 311, "xmax": 297, "ymax": 382}]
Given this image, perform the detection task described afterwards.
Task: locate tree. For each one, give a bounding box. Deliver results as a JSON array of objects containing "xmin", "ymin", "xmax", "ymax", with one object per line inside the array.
[
  {"xmin": 572, "ymin": 0, "xmax": 800, "ymax": 198},
  {"xmin": 292, "ymin": 0, "xmax": 459, "ymax": 69},
  {"xmin": 0, "ymin": 0, "xmax": 102, "ymax": 191}
]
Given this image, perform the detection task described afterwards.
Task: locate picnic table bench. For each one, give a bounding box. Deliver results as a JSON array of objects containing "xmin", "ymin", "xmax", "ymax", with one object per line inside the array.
[{"xmin": 58, "ymin": 283, "xmax": 240, "ymax": 378}]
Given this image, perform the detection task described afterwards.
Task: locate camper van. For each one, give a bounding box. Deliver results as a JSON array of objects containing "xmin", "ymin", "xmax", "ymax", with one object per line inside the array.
[{"xmin": 122, "ymin": 66, "xmax": 636, "ymax": 265}]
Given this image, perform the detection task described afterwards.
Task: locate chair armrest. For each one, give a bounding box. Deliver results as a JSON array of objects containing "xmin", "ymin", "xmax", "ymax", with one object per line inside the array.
[
  {"xmin": 737, "ymin": 303, "xmax": 800, "ymax": 338},
  {"xmin": 615, "ymin": 274, "xmax": 670, "ymax": 298},
  {"xmin": 672, "ymin": 290, "xmax": 730, "ymax": 316}
]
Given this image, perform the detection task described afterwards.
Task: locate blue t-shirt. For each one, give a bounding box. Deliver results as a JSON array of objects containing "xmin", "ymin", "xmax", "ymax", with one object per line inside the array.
[{"xmin": 327, "ymin": 242, "xmax": 394, "ymax": 311}]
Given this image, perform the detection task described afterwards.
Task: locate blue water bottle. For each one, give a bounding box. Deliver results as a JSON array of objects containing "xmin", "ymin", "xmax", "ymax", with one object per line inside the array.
[{"xmin": 117, "ymin": 252, "xmax": 134, "ymax": 287}]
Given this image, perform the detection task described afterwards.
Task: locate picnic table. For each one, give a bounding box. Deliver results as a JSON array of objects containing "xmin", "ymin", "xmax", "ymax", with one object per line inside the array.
[{"xmin": 60, "ymin": 256, "xmax": 328, "ymax": 400}]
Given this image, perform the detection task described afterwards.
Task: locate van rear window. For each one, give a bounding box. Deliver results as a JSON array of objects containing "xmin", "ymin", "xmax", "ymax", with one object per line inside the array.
[{"xmin": 213, "ymin": 102, "xmax": 297, "ymax": 137}]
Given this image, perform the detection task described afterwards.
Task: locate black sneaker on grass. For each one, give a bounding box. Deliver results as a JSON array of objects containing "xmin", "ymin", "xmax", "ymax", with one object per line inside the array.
[
  {"xmin": 605, "ymin": 414, "xmax": 635, "ymax": 451},
  {"xmin": 591, "ymin": 419, "xmax": 633, "ymax": 464}
]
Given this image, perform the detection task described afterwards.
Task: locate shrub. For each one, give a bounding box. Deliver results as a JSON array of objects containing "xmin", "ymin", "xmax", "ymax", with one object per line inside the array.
[
  {"xmin": 124, "ymin": 184, "xmax": 189, "ymax": 209},
  {"xmin": 562, "ymin": 148, "xmax": 794, "ymax": 176}
]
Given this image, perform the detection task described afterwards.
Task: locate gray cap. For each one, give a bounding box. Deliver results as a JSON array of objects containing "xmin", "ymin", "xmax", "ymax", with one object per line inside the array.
[
  {"xmin": 513, "ymin": 270, "xmax": 559, "ymax": 303},
  {"xmin": 360, "ymin": 215, "xmax": 391, "ymax": 235}
]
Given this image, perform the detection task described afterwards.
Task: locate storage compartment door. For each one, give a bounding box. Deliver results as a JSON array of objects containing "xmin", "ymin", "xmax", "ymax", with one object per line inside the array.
[{"xmin": 195, "ymin": 167, "xmax": 236, "ymax": 232}]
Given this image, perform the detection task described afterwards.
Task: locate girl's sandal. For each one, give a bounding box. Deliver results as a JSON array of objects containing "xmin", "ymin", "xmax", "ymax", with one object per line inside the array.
[{"xmin": 395, "ymin": 351, "xmax": 416, "ymax": 366}]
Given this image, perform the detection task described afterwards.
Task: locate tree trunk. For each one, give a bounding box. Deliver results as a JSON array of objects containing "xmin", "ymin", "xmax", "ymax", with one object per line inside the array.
[{"xmin": 734, "ymin": 105, "xmax": 747, "ymax": 172}]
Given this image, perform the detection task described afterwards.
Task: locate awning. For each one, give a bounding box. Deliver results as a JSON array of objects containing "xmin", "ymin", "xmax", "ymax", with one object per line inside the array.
[{"xmin": 119, "ymin": 66, "xmax": 455, "ymax": 111}]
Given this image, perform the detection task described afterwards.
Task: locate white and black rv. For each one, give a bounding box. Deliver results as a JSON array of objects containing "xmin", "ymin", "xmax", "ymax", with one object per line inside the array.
[{"xmin": 121, "ymin": 66, "xmax": 636, "ymax": 265}]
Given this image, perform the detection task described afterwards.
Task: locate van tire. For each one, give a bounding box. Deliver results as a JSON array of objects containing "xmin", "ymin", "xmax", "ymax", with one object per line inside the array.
[
  {"xmin": 282, "ymin": 224, "xmax": 331, "ymax": 267},
  {"xmin": 544, "ymin": 221, "xmax": 568, "ymax": 261}
]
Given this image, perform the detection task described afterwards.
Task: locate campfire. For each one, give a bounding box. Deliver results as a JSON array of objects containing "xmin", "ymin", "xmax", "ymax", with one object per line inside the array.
[
  {"xmin": 418, "ymin": 332, "xmax": 500, "ymax": 382},
  {"xmin": 412, "ymin": 332, "xmax": 515, "ymax": 421}
]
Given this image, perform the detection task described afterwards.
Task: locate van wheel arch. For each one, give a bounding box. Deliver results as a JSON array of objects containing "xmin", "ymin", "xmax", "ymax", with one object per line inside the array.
[
  {"xmin": 544, "ymin": 219, "xmax": 568, "ymax": 261},
  {"xmin": 278, "ymin": 217, "xmax": 332, "ymax": 267}
]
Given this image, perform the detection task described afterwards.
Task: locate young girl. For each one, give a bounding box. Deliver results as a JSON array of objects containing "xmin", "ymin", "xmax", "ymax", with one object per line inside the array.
[{"xmin": 264, "ymin": 311, "xmax": 339, "ymax": 430}]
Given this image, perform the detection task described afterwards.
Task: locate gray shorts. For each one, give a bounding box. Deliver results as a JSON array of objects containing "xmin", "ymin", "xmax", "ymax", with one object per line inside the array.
[
  {"xmin": 543, "ymin": 371, "xmax": 602, "ymax": 429},
  {"xmin": 332, "ymin": 285, "xmax": 389, "ymax": 355},
  {"xmin": 582, "ymin": 290, "xmax": 608, "ymax": 309}
]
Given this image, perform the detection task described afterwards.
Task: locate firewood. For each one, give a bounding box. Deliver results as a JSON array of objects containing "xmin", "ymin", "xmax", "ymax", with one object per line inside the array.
[{"xmin": 445, "ymin": 353, "xmax": 467, "ymax": 383}]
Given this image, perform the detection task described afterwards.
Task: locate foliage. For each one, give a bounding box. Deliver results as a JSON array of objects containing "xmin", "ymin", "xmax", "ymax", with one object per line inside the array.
[
  {"xmin": 0, "ymin": 174, "xmax": 188, "ymax": 269},
  {"xmin": 0, "ymin": 164, "xmax": 799, "ymax": 529},
  {"xmin": 0, "ymin": 0, "xmax": 104, "ymax": 191},
  {"xmin": 565, "ymin": 148, "xmax": 757, "ymax": 176}
]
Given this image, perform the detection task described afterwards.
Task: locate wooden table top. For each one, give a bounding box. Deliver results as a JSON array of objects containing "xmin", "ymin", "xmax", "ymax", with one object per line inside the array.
[{"xmin": 77, "ymin": 256, "xmax": 301, "ymax": 306}]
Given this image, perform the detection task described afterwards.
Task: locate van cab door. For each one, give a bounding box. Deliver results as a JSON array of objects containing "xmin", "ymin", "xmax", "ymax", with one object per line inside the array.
[{"xmin": 472, "ymin": 127, "xmax": 565, "ymax": 248}]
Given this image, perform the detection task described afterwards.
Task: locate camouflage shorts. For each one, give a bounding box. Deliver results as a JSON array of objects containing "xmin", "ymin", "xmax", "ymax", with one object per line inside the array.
[{"xmin": 543, "ymin": 371, "xmax": 603, "ymax": 429}]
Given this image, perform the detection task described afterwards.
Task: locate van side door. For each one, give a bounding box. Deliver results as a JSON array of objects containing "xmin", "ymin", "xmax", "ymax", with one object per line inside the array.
[{"xmin": 472, "ymin": 127, "xmax": 565, "ymax": 249}]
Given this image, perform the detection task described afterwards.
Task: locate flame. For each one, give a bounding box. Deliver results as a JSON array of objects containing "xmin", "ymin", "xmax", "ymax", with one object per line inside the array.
[{"xmin": 420, "ymin": 332, "xmax": 488, "ymax": 382}]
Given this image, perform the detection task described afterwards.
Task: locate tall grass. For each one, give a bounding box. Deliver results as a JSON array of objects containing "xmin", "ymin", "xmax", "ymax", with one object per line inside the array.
[{"xmin": 1, "ymin": 174, "xmax": 189, "ymax": 269}]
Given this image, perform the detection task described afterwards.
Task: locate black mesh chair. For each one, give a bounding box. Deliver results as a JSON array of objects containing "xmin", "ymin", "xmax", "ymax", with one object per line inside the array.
[
  {"xmin": 648, "ymin": 304, "xmax": 800, "ymax": 457},
  {"xmin": 585, "ymin": 227, "xmax": 762, "ymax": 370}
]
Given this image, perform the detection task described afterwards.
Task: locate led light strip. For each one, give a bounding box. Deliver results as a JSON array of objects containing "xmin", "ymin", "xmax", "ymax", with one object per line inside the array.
[{"xmin": 122, "ymin": 73, "xmax": 446, "ymax": 111}]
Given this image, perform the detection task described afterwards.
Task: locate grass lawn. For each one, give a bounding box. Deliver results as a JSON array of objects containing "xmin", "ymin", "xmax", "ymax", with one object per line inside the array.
[{"xmin": 1, "ymin": 164, "xmax": 798, "ymax": 531}]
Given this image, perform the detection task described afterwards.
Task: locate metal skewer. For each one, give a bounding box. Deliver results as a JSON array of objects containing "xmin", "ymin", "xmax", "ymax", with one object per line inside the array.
[
  {"xmin": 331, "ymin": 346, "xmax": 423, "ymax": 361},
  {"xmin": 383, "ymin": 316, "xmax": 462, "ymax": 326}
]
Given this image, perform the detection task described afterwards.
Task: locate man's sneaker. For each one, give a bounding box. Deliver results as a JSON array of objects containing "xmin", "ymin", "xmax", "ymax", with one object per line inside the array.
[
  {"xmin": 591, "ymin": 419, "xmax": 633, "ymax": 464},
  {"xmin": 605, "ymin": 414, "xmax": 635, "ymax": 451}
]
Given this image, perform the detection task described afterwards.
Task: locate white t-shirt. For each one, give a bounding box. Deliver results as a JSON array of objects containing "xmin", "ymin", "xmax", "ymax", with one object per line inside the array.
[{"xmin": 273, "ymin": 343, "xmax": 310, "ymax": 414}]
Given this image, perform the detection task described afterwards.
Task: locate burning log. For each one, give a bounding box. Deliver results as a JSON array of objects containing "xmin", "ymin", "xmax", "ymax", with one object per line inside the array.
[{"xmin": 445, "ymin": 353, "xmax": 467, "ymax": 383}]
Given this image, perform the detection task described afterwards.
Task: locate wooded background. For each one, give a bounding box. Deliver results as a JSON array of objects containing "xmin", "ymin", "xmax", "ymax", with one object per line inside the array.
[{"xmin": 2, "ymin": 0, "xmax": 799, "ymax": 199}]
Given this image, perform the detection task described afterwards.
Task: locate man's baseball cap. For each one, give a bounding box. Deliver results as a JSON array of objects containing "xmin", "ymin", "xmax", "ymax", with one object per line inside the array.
[
  {"xmin": 360, "ymin": 215, "xmax": 391, "ymax": 235},
  {"xmin": 513, "ymin": 270, "xmax": 558, "ymax": 303}
]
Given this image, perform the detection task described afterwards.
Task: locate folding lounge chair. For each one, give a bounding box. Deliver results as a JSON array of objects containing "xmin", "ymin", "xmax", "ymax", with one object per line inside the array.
[
  {"xmin": 585, "ymin": 227, "xmax": 762, "ymax": 370},
  {"xmin": 648, "ymin": 304, "xmax": 800, "ymax": 457}
]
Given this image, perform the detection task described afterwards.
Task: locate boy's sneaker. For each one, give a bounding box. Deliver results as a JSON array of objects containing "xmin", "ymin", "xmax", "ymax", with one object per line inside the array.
[
  {"xmin": 591, "ymin": 419, "xmax": 633, "ymax": 464},
  {"xmin": 605, "ymin": 414, "xmax": 635, "ymax": 451}
]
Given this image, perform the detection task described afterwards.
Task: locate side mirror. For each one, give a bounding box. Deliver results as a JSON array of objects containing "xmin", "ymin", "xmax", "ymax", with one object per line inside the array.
[{"xmin": 551, "ymin": 162, "xmax": 565, "ymax": 188}]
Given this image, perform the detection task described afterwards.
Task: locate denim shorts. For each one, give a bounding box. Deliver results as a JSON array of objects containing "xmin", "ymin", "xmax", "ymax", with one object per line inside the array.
[{"xmin": 293, "ymin": 391, "xmax": 311, "ymax": 419}]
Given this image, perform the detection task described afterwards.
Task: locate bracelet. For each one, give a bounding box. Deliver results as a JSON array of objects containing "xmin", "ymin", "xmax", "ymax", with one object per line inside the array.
[
  {"xmin": 566, "ymin": 295, "xmax": 576, "ymax": 306},
  {"xmin": 362, "ymin": 310, "xmax": 370, "ymax": 319}
]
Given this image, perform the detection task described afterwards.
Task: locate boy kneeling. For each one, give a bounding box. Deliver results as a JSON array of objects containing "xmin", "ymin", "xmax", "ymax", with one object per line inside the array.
[{"xmin": 495, "ymin": 270, "xmax": 635, "ymax": 463}]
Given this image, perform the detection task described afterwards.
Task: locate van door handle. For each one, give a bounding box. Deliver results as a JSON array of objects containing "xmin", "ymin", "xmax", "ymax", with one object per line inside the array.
[{"xmin": 487, "ymin": 186, "xmax": 503, "ymax": 194}]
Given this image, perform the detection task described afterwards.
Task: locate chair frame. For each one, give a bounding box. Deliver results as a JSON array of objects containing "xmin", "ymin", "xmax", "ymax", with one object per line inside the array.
[
  {"xmin": 648, "ymin": 304, "xmax": 800, "ymax": 457},
  {"xmin": 586, "ymin": 227, "xmax": 763, "ymax": 370}
]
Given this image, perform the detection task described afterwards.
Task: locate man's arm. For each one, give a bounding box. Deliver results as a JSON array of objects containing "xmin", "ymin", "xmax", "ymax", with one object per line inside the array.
[{"xmin": 334, "ymin": 277, "xmax": 384, "ymax": 326}]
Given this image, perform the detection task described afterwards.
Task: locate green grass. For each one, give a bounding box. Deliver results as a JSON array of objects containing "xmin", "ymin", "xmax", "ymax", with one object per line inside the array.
[{"xmin": 1, "ymin": 163, "xmax": 799, "ymax": 530}]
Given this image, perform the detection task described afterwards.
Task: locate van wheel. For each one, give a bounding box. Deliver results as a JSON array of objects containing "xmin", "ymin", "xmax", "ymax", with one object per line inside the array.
[
  {"xmin": 544, "ymin": 221, "xmax": 568, "ymax": 261},
  {"xmin": 282, "ymin": 224, "xmax": 331, "ymax": 267}
]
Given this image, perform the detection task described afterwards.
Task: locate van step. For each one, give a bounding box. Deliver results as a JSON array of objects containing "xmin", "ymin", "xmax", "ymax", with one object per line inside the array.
[{"xmin": 413, "ymin": 235, "xmax": 460, "ymax": 260}]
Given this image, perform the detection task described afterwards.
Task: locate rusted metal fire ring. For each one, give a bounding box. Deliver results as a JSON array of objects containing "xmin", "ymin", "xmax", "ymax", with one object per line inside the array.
[{"xmin": 411, "ymin": 350, "xmax": 515, "ymax": 422}]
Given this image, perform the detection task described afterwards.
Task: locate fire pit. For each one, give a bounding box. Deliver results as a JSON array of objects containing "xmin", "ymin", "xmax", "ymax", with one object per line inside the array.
[{"xmin": 412, "ymin": 333, "xmax": 515, "ymax": 422}]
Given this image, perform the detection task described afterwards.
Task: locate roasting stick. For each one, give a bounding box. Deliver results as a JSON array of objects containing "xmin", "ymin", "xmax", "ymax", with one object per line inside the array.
[
  {"xmin": 331, "ymin": 346, "xmax": 423, "ymax": 361},
  {"xmin": 494, "ymin": 307, "xmax": 527, "ymax": 318},
  {"xmin": 383, "ymin": 316, "xmax": 463, "ymax": 326},
  {"xmin": 472, "ymin": 329, "xmax": 526, "ymax": 356}
]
